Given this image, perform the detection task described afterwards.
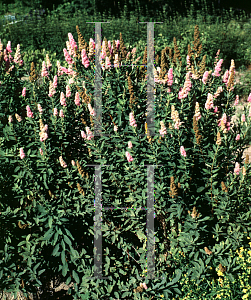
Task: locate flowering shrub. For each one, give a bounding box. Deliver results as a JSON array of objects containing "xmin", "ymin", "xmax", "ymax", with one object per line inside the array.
[{"xmin": 0, "ymin": 25, "xmax": 251, "ymax": 299}]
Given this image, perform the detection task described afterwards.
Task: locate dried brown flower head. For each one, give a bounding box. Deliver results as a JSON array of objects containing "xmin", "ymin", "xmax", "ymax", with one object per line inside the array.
[
  {"xmin": 245, "ymin": 154, "xmax": 249, "ymax": 165},
  {"xmin": 29, "ymin": 62, "xmax": 37, "ymax": 82},
  {"xmin": 193, "ymin": 116, "xmax": 202, "ymax": 145},
  {"xmin": 204, "ymin": 247, "xmax": 213, "ymax": 255},
  {"xmin": 173, "ymin": 37, "xmax": 182, "ymax": 67},
  {"xmin": 221, "ymin": 181, "xmax": 228, "ymax": 193},
  {"xmin": 76, "ymin": 25, "xmax": 86, "ymax": 55},
  {"xmin": 169, "ymin": 176, "xmax": 178, "ymax": 198}
]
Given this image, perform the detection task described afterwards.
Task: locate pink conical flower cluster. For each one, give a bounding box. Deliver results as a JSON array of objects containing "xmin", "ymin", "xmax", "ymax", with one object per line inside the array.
[
  {"xmin": 125, "ymin": 151, "xmax": 133, "ymax": 162},
  {"xmin": 167, "ymin": 68, "xmax": 173, "ymax": 86},
  {"xmin": 48, "ymin": 81, "xmax": 56, "ymax": 97},
  {"xmin": 81, "ymin": 128, "xmax": 94, "ymax": 140},
  {"xmin": 20, "ymin": 148, "xmax": 25, "ymax": 159},
  {"xmin": 66, "ymin": 85, "xmax": 71, "ymax": 98},
  {"xmin": 128, "ymin": 141, "xmax": 133, "ymax": 148},
  {"xmin": 39, "ymin": 148, "xmax": 43, "ymax": 155},
  {"xmin": 41, "ymin": 61, "xmax": 48, "ymax": 77},
  {"xmin": 212, "ymin": 59, "xmax": 223, "ymax": 76},
  {"xmin": 63, "ymin": 48, "xmax": 73, "ymax": 64},
  {"xmin": 171, "ymin": 105, "xmax": 183, "ymax": 129},
  {"xmin": 234, "ymin": 95, "xmax": 239, "ymax": 106},
  {"xmin": 88, "ymin": 38, "xmax": 95, "ymax": 58},
  {"xmin": 75, "ymin": 92, "xmax": 81, "ymax": 106},
  {"xmin": 13, "ymin": 44, "xmax": 23, "ymax": 65},
  {"xmin": 114, "ymin": 125, "xmax": 118, "ymax": 132},
  {"xmin": 59, "ymin": 156, "xmax": 67, "ymax": 168},
  {"xmin": 180, "ymin": 146, "xmax": 187, "ymax": 157},
  {"xmin": 178, "ymin": 72, "xmax": 192, "ymax": 99},
  {"xmin": 15, "ymin": 113, "xmax": 22, "ymax": 122},
  {"xmin": 105, "ymin": 56, "xmax": 111, "ymax": 70},
  {"xmin": 159, "ymin": 121, "xmax": 167, "ymax": 137},
  {"xmin": 88, "ymin": 103, "xmax": 96, "ymax": 116},
  {"xmin": 202, "ymin": 71, "xmax": 209, "ymax": 85},
  {"xmin": 247, "ymin": 93, "xmax": 251, "ymax": 103},
  {"xmin": 8, "ymin": 115, "xmax": 13, "ymax": 123},
  {"xmin": 205, "ymin": 93, "xmax": 214, "ymax": 110},
  {"xmin": 22, "ymin": 87, "xmax": 26, "ymax": 97},
  {"xmin": 53, "ymin": 75, "xmax": 57, "ymax": 88},
  {"xmin": 53, "ymin": 108, "xmax": 58, "ymax": 116},
  {"xmin": 26, "ymin": 105, "xmax": 34, "ymax": 118},
  {"xmin": 114, "ymin": 54, "xmax": 120, "ymax": 68},
  {"xmin": 222, "ymin": 70, "xmax": 229, "ymax": 85},
  {"xmin": 68, "ymin": 33, "xmax": 77, "ymax": 53},
  {"xmin": 129, "ymin": 112, "xmax": 137, "ymax": 127},
  {"xmin": 218, "ymin": 113, "xmax": 230, "ymax": 133},
  {"xmin": 101, "ymin": 40, "xmax": 107, "ymax": 60},
  {"xmin": 6, "ymin": 41, "xmax": 12, "ymax": 53},
  {"xmin": 60, "ymin": 92, "xmax": 67, "ymax": 106},
  {"xmin": 57, "ymin": 61, "xmax": 63, "ymax": 76},
  {"xmin": 235, "ymin": 134, "xmax": 240, "ymax": 141},
  {"xmin": 82, "ymin": 49, "xmax": 90, "ymax": 68},
  {"xmin": 234, "ymin": 162, "xmax": 240, "ymax": 175},
  {"xmin": 39, "ymin": 124, "xmax": 48, "ymax": 142},
  {"xmin": 37, "ymin": 103, "xmax": 43, "ymax": 114},
  {"xmin": 59, "ymin": 109, "xmax": 64, "ymax": 118}
]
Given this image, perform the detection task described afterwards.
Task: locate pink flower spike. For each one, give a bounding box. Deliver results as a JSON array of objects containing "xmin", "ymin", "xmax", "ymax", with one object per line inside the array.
[
  {"xmin": 214, "ymin": 106, "xmax": 218, "ymax": 113},
  {"xmin": 81, "ymin": 49, "xmax": 90, "ymax": 68},
  {"xmin": 105, "ymin": 56, "xmax": 111, "ymax": 69},
  {"xmin": 53, "ymin": 75, "xmax": 57, "ymax": 88},
  {"xmin": 235, "ymin": 134, "xmax": 240, "ymax": 141},
  {"xmin": 125, "ymin": 151, "xmax": 133, "ymax": 162},
  {"xmin": 22, "ymin": 87, "xmax": 26, "ymax": 97},
  {"xmin": 128, "ymin": 141, "xmax": 133, "ymax": 148},
  {"xmin": 86, "ymin": 127, "xmax": 94, "ymax": 140},
  {"xmin": 6, "ymin": 41, "xmax": 12, "ymax": 53},
  {"xmin": 53, "ymin": 108, "xmax": 58, "ymax": 116},
  {"xmin": 114, "ymin": 125, "xmax": 118, "ymax": 132},
  {"xmin": 71, "ymin": 160, "xmax": 76, "ymax": 166},
  {"xmin": 234, "ymin": 162, "xmax": 240, "ymax": 175},
  {"xmin": 37, "ymin": 103, "xmax": 43, "ymax": 114},
  {"xmin": 180, "ymin": 146, "xmax": 187, "ymax": 157},
  {"xmin": 241, "ymin": 114, "xmax": 246, "ymax": 122},
  {"xmin": 8, "ymin": 115, "xmax": 13, "ymax": 123},
  {"xmin": 59, "ymin": 156, "xmax": 67, "ymax": 168},
  {"xmin": 60, "ymin": 92, "xmax": 66, "ymax": 106},
  {"xmin": 66, "ymin": 85, "xmax": 71, "ymax": 98},
  {"xmin": 59, "ymin": 109, "xmax": 64, "ymax": 118},
  {"xmin": 26, "ymin": 105, "xmax": 33, "ymax": 118},
  {"xmin": 202, "ymin": 71, "xmax": 209, "ymax": 85},
  {"xmin": 247, "ymin": 93, "xmax": 251, "ymax": 102},
  {"xmin": 234, "ymin": 95, "xmax": 239, "ymax": 106},
  {"xmin": 168, "ymin": 68, "xmax": 173, "ymax": 86},
  {"xmin": 129, "ymin": 112, "xmax": 137, "ymax": 127},
  {"xmin": 75, "ymin": 92, "xmax": 80, "ymax": 106},
  {"xmin": 39, "ymin": 148, "xmax": 43, "ymax": 155},
  {"xmin": 20, "ymin": 148, "xmax": 25, "ymax": 159},
  {"xmin": 41, "ymin": 61, "xmax": 48, "ymax": 77}
]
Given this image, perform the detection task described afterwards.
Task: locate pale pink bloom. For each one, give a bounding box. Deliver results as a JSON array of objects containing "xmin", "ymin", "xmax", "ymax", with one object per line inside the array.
[
  {"xmin": 53, "ymin": 108, "xmax": 58, "ymax": 116},
  {"xmin": 202, "ymin": 71, "xmax": 209, "ymax": 85},
  {"xmin": 6, "ymin": 41, "xmax": 12, "ymax": 53},
  {"xmin": 66, "ymin": 85, "xmax": 71, "ymax": 98},
  {"xmin": 59, "ymin": 109, "xmax": 64, "ymax": 118},
  {"xmin": 26, "ymin": 105, "xmax": 34, "ymax": 118},
  {"xmin": 86, "ymin": 127, "xmax": 94, "ymax": 140},
  {"xmin": 101, "ymin": 40, "xmax": 106, "ymax": 59},
  {"xmin": 125, "ymin": 151, "xmax": 133, "ymax": 162},
  {"xmin": 48, "ymin": 81, "xmax": 56, "ymax": 97},
  {"xmin": 44, "ymin": 124, "xmax": 48, "ymax": 131},
  {"xmin": 69, "ymin": 78, "xmax": 74, "ymax": 85},
  {"xmin": 214, "ymin": 106, "xmax": 218, "ymax": 113},
  {"xmin": 60, "ymin": 92, "xmax": 66, "ymax": 106},
  {"xmin": 81, "ymin": 130, "xmax": 87, "ymax": 139},
  {"xmin": 8, "ymin": 115, "xmax": 13, "ymax": 123},
  {"xmin": 235, "ymin": 134, "xmax": 240, "ymax": 141},
  {"xmin": 205, "ymin": 93, "xmax": 214, "ymax": 110},
  {"xmin": 87, "ymin": 103, "xmax": 96, "ymax": 116},
  {"xmin": 241, "ymin": 114, "xmax": 246, "ymax": 122},
  {"xmin": 234, "ymin": 162, "xmax": 240, "ymax": 175},
  {"xmin": 234, "ymin": 95, "xmax": 239, "ymax": 106},
  {"xmin": 15, "ymin": 113, "xmax": 22, "ymax": 122},
  {"xmin": 167, "ymin": 68, "xmax": 173, "ymax": 86},
  {"xmin": 46, "ymin": 54, "xmax": 52, "ymax": 69},
  {"xmin": 105, "ymin": 56, "xmax": 111, "ymax": 69},
  {"xmin": 108, "ymin": 40, "xmax": 112, "ymax": 52},
  {"xmin": 247, "ymin": 93, "xmax": 251, "ymax": 102},
  {"xmin": 63, "ymin": 48, "xmax": 73, "ymax": 64},
  {"xmin": 59, "ymin": 156, "xmax": 67, "ymax": 168},
  {"xmin": 82, "ymin": 49, "xmax": 90, "ymax": 68},
  {"xmin": 186, "ymin": 55, "xmax": 191, "ymax": 66},
  {"xmin": 41, "ymin": 61, "xmax": 48, "ymax": 77},
  {"xmin": 159, "ymin": 121, "xmax": 167, "ymax": 137},
  {"xmin": 39, "ymin": 148, "xmax": 43, "ymax": 155},
  {"xmin": 114, "ymin": 125, "xmax": 118, "ymax": 132},
  {"xmin": 214, "ymin": 86, "xmax": 223, "ymax": 98},
  {"xmin": 57, "ymin": 60, "xmax": 63, "ymax": 76},
  {"xmin": 68, "ymin": 33, "xmax": 77, "ymax": 51},
  {"xmin": 222, "ymin": 70, "xmax": 229, "ymax": 84},
  {"xmin": 221, "ymin": 113, "xmax": 227, "ymax": 124},
  {"xmin": 115, "ymin": 40, "xmax": 120, "ymax": 50},
  {"xmin": 82, "ymin": 81, "xmax": 86, "ymax": 90},
  {"xmin": 20, "ymin": 148, "xmax": 25, "ymax": 159},
  {"xmin": 128, "ymin": 141, "xmax": 133, "ymax": 148},
  {"xmin": 180, "ymin": 146, "xmax": 187, "ymax": 157},
  {"xmin": 37, "ymin": 103, "xmax": 43, "ymax": 114},
  {"xmin": 53, "ymin": 75, "xmax": 57, "ymax": 88},
  {"xmin": 114, "ymin": 54, "xmax": 120, "ymax": 68},
  {"xmin": 141, "ymin": 283, "xmax": 147, "ymax": 290},
  {"xmin": 22, "ymin": 87, "xmax": 26, "ymax": 97},
  {"xmin": 195, "ymin": 102, "xmax": 201, "ymax": 120},
  {"xmin": 75, "ymin": 92, "xmax": 81, "ymax": 106},
  {"xmin": 178, "ymin": 72, "xmax": 192, "ymax": 99},
  {"xmin": 249, "ymin": 106, "xmax": 251, "ymax": 118},
  {"xmin": 129, "ymin": 112, "xmax": 137, "ymax": 127},
  {"xmin": 212, "ymin": 59, "xmax": 223, "ymax": 76},
  {"xmin": 71, "ymin": 160, "xmax": 76, "ymax": 166}
]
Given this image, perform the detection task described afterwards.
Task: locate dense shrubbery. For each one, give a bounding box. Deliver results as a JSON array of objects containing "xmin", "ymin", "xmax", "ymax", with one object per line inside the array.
[{"xmin": 0, "ymin": 23, "xmax": 251, "ymax": 299}]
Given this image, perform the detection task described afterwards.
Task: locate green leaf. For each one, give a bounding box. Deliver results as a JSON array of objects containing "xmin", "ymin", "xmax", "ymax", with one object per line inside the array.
[
  {"xmin": 72, "ymin": 270, "xmax": 80, "ymax": 284},
  {"xmin": 64, "ymin": 235, "xmax": 72, "ymax": 247},
  {"xmin": 197, "ymin": 187, "xmax": 205, "ymax": 193},
  {"xmin": 52, "ymin": 244, "xmax": 60, "ymax": 256}
]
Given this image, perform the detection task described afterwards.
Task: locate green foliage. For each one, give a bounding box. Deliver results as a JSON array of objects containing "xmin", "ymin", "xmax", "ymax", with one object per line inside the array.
[{"xmin": 0, "ymin": 24, "xmax": 251, "ymax": 299}]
